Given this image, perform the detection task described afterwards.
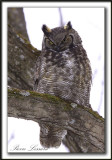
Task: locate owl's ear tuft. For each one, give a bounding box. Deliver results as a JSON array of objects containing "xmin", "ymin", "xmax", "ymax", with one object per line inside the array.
[
  {"xmin": 64, "ymin": 21, "xmax": 72, "ymax": 30},
  {"xmin": 67, "ymin": 21, "xmax": 72, "ymax": 29},
  {"xmin": 42, "ymin": 25, "xmax": 51, "ymax": 35}
]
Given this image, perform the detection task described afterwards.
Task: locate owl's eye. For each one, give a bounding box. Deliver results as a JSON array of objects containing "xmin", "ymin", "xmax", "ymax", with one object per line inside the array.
[
  {"xmin": 49, "ymin": 41, "xmax": 53, "ymax": 45},
  {"xmin": 45, "ymin": 38, "xmax": 54, "ymax": 46},
  {"xmin": 61, "ymin": 35, "xmax": 73, "ymax": 44}
]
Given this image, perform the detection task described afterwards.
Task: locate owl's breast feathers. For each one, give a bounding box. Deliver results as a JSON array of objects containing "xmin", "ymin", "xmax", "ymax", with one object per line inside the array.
[{"xmin": 34, "ymin": 45, "xmax": 92, "ymax": 107}]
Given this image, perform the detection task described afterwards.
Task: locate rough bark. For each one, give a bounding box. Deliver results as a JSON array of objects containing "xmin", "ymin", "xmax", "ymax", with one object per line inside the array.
[
  {"xmin": 8, "ymin": 87, "xmax": 104, "ymax": 153},
  {"xmin": 8, "ymin": 8, "xmax": 29, "ymax": 41},
  {"xmin": 8, "ymin": 24, "xmax": 41, "ymax": 90}
]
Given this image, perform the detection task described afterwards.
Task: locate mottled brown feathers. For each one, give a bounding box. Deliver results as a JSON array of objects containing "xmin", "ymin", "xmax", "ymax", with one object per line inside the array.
[{"xmin": 34, "ymin": 22, "xmax": 92, "ymax": 148}]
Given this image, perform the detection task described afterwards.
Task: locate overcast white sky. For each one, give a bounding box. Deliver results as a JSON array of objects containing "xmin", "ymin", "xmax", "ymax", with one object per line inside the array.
[{"xmin": 7, "ymin": 7, "xmax": 105, "ymax": 153}]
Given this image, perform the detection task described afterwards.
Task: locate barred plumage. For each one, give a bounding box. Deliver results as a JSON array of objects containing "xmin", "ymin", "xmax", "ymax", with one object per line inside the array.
[
  {"xmin": 34, "ymin": 21, "xmax": 92, "ymax": 148},
  {"xmin": 39, "ymin": 123, "xmax": 67, "ymax": 148}
]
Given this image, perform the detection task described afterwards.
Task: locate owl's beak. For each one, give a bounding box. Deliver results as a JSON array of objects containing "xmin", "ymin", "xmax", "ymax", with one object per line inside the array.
[{"xmin": 55, "ymin": 46, "xmax": 60, "ymax": 52}]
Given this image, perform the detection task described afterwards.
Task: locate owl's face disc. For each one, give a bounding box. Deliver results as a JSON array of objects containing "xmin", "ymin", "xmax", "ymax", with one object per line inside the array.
[{"xmin": 43, "ymin": 27, "xmax": 74, "ymax": 52}]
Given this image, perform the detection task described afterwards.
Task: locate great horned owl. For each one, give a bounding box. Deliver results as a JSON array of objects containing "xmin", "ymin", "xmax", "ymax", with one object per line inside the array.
[{"xmin": 34, "ymin": 21, "xmax": 92, "ymax": 148}]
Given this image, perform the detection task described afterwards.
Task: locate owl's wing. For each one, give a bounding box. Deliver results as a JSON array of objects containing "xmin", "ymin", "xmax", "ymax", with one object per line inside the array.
[{"xmin": 33, "ymin": 56, "xmax": 41, "ymax": 91}]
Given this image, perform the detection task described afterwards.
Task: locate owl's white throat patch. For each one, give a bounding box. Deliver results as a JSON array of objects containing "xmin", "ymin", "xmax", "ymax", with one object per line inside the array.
[{"xmin": 66, "ymin": 59, "xmax": 74, "ymax": 68}]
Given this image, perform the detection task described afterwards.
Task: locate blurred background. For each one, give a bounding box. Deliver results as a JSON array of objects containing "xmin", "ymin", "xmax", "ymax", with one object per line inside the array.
[{"xmin": 8, "ymin": 7, "xmax": 104, "ymax": 152}]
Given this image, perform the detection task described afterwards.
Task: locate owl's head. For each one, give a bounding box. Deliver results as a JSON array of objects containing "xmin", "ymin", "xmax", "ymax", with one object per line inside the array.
[{"xmin": 42, "ymin": 21, "xmax": 82, "ymax": 52}]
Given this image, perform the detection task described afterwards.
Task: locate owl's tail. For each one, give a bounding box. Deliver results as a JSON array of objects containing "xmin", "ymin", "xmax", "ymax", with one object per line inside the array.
[{"xmin": 39, "ymin": 123, "xmax": 67, "ymax": 148}]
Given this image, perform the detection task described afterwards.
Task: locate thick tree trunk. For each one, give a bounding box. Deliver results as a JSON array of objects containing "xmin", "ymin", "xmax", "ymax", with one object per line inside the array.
[
  {"xmin": 8, "ymin": 24, "xmax": 41, "ymax": 90},
  {"xmin": 8, "ymin": 8, "xmax": 29, "ymax": 41},
  {"xmin": 8, "ymin": 7, "xmax": 105, "ymax": 153}
]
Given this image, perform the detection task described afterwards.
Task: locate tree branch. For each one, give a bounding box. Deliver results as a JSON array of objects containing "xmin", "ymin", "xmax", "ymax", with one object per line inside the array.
[
  {"xmin": 58, "ymin": 8, "xmax": 64, "ymax": 26},
  {"xmin": 8, "ymin": 87, "xmax": 104, "ymax": 153}
]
